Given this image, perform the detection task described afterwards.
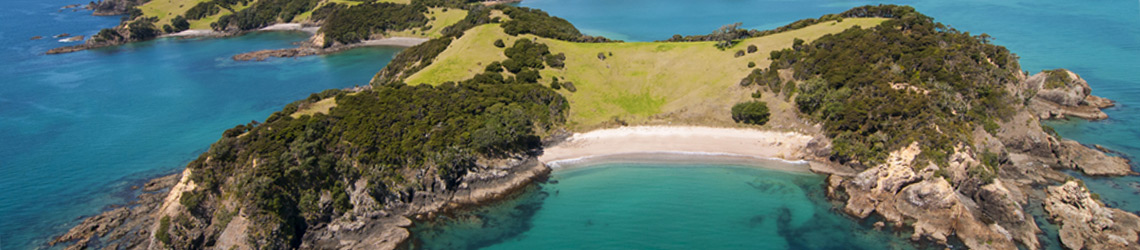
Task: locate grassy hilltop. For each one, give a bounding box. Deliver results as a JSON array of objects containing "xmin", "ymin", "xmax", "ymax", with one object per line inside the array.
[{"xmin": 403, "ymin": 16, "xmax": 886, "ymax": 129}]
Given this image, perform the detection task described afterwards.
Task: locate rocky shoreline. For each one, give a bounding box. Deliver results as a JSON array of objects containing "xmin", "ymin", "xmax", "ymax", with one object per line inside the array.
[
  {"xmin": 47, "ymin": 173, "xmax": 182, "ymax": 250},
  {"xmin": 232, "ymin": 37, "xmax": 428, "ymax": 61},
  {"xmin": 823, "ymin": 69, "xmax": 1136, "ymax": 250},
  {"xmin": 48, "ymin": 155, "xmax": 552, "ymax": 249}
]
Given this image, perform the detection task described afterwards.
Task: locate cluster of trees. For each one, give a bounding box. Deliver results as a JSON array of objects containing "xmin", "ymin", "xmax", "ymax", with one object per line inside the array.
[
  {"xmin": 770, "ymin": 5, "xmax": 1019, "ymax": 170},
  {"xmin": 170, "ymin": 73, "xmax": 567, "ymax": 247},
  {"xmin": 499, "ymin": 6, "xmax": 615, "ymax": 42},
  {"xmin": 319, "ymin": 2, "xmax": 429, "ymax": 45},
  {"xmin": 665, "ymin": 5, "xmax": 921, "ymax": 45},
  {"xmin": 212, "ymin": 0, "xmax": 318, "ymax": 30},
  {"xmin": 185, "ymin": 0, "xmax": 255, "ymax": 20},
  {"xmin": 731, "ymin": 101, "xmax": 770, "ymax": 125},
  {"xmin": 126, "ymin": 17, "xmax": 160, "ymax": 40},
  {"xmin": 162, "ymin": 16, "xmax": 191, "ymax": 33}
]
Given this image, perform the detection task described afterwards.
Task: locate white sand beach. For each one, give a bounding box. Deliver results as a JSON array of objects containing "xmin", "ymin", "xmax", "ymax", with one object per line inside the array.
[
  {"xmin": 258, "ymin": 23, "xmax": 321, "ymax": 33},
  {"xmin": 360, "ymin": 37, "xmax": 430, "ymax": 47},
  {"xmin": 539, "ymin": 126, "xmax": 817, "ymax": 171},
  {"xmin": 165, "ymin": 29, "xmax": 223, "ymax": 37}
]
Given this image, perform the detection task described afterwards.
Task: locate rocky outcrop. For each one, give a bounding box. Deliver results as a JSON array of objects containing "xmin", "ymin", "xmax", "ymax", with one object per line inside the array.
[
  {"xmin": 302, "ymin": 157, "xmax": 550, "ymax": 249},
  {"xmin": 60, "ymin": 35, "xmax": 85, "ymax": 43},
  {"xmin": 233, "ymin": 47, "xmax": 322, "ymax": 61},
  {"xmin": 1045, "ymin": 181, "xmax": 1140, "ymax": 250},
  {"xmin": 1057, "ymin": 139, "xmax": 1136, "ymax": 176},
  {"xmin": 47, "ymin": 173, "xmax": 181, "ymax": 250},
  {"xmin": 1023, "ymin": 69, "xmax": 1114, "ymax": 120},
  {"xmin": 834, "ymin": 143, "xmax": 1029, "ymax": 249}
]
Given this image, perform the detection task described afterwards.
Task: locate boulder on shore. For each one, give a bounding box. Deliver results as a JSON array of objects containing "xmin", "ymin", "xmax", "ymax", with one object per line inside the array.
[{"xmin": 1045, "ymin": 181, "xmax": 1140, "ymax": 250}]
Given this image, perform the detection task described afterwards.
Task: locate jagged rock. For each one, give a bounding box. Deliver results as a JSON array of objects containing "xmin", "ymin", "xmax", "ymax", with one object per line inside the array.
[
  {"xmin": 232, "ymin": 47, "xmax": 322, "ymax": 61},
  {"xmin": 1045, "ymin": 181, "xmax": 1140, "ymax": 250},
  {"xmin": 839, "ymin": 143, "xmax": 1022, "ymax": 249},
  {"xmin": 1024, "ymin": 69, "xmax": 1113, "ymax": 120},
  {"xmin": 1056, "ymin": 139, "xmax": 1136, "ymax": 176},
  {"xmin": 48, "ymin": 172, "xmax": 180, "ymax": 249}
]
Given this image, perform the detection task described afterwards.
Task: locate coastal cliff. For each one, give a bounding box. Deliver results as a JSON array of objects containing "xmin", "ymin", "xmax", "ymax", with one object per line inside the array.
[{"xmin": 821, "ymin": 52, "xmax": 1133, "ymax": 250}]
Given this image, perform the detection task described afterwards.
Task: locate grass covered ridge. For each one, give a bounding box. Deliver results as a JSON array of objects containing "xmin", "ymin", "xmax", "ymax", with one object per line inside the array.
[{"xmin": 405, "ymin": 18, "xmax": 887, "ymax": 129}]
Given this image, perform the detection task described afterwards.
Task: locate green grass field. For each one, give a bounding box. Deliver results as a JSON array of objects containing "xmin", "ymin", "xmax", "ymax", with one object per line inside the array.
[
  {"xmin": 291, "ymin": 97, "xmax": 338, "ymax": 118},
  {"xmin": 294, "ymin": 0, "xmax": 371, "ymax": 22},
  {"xmin": 138, "ymin": 0, "xmax": 213, "ymax": 27},
  {"xmin": 405, "ymin": 18, "xmax": 888, "ymax": 130},
  {"xmin": 387, "ymin": 7, "xmax": 468, "ymax": 39}
]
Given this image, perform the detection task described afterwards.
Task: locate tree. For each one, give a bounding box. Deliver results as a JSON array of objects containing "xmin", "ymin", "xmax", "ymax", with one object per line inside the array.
[
  {"xmin": 747, "ymin": 44, "xmax": 758, "ymax": 53},
  {"xmin": 711, "ymin": 22, "xmax": 743, "ymax": 50},
  {"xmin": 172, "ymin": 15, "xmax": 191, "ymax": 31},
  {"xmin": 493, "ymin": 39, "xmax": 506, "ymax": 48},
  {"xmin": 731, "ymin": 101, "xmax": 770, "ymax": 125}
]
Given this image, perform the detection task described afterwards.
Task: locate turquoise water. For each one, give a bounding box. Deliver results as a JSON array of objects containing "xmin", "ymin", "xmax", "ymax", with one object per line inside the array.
[
  {"xmin": 3, "ymin": 0, "xmax": 1139, "ymax": 249},
  {"xmin": 0, "ymin": 1, "xmax": 402, "ymax": 248},
  {"xmin": 413, "ymin": 163, "xmax": 925, "ymax": 250},
  {"xmin": 521, "ymin": 0, "xmax": 1140, "ymax": 230}
]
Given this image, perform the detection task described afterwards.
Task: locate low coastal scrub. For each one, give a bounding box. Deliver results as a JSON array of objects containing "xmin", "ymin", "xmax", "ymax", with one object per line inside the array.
[
  {"xmin": 319, "ymin": 2, "xmax": 428, "ymax": 44},
  {"xmin": 169, "ymin": 61, "xmax": 567, "ymax": 248},
  {"xmin": 213, "ymin": 0, "xmax": 319, "ymax": 30},
  {"xmin": 500, "ymin": 7, "xmax": 616, "ymax": 43},
  {"xmin": 771, "ymin": 5, "xmax": 1019, "ymax": 165}
]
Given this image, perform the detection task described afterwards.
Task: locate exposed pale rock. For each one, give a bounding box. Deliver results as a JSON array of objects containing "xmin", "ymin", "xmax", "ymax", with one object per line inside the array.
[{"xmin": 1045, "ymin": 181, "xmax": 1140, "ymax": 250}]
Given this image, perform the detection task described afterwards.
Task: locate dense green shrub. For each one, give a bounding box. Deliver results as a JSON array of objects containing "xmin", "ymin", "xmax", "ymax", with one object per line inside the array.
[
  {"xmin": 171, "ymin": 15, "xmax": 190, "ymax": 31},
  {"xmin": 156, "ymin": 216, "xmax": 172, "ymax": 244},
  {"xmin": 499, "ymin": 6, "xmax": 614, "ymax": 42},
  {"xmin": 214, "ymin": 0, "xmax": 319, "ymax": 31},
  {"xmin": 1043, "ymin": 69, "xmax": 1071, "ymax": 89},
  {"xmin": 319, "ymin": 2, "xmax": 426, "ymax": 44},
  {"xmin": 773, "ymin": 5, "xmax": 1019, "ymax": 164},
  {"xmin": 731, "ymin": 101, "xmax": 771, "ymax": 125},
  {"xmin": 493, "ymin": 39, "xmax": 505, "ymax": 48},
  {"xmin": 127, "ymin": 18, "xmax": 159, "ymax": 40}
]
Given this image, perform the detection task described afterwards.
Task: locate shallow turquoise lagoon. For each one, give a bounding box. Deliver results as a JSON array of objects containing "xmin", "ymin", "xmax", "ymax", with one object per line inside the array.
[{"xmin": 412, "ymin": 163, "xmax": 926, "ymax": 250}]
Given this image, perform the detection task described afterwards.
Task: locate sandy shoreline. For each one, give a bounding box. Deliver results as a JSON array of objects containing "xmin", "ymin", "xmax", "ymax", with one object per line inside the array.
[
  {"xmin": 164, "ymin": 29, "xmax": 224, "ymax": 37},
  {"xmin": 540, "ymin": 126, "xmax": 817, "ymax": 172},
  {"xmin": 359, "ymin": 37, "xmax": 430, "ymax": 47}
]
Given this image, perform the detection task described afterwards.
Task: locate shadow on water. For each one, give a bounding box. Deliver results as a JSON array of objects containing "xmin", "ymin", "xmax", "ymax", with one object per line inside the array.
[{"xmin": 408, "ymin": 184, "xmax": 551, "ymax": 250}]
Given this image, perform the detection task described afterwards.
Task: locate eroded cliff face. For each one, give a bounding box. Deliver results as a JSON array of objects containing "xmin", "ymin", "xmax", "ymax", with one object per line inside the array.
[
  {"xmin": 833, "ymin": 143, "xmax": 1029, "ymax": 249},
  {"xmin": 827, "ymin": 68, "xmax": 1135, "ymax": 250},
  {"xmin": 1021, "ymin": 69, "xmax": 1115, "ymax": 120},
  {"xmin": 1045, "ymin": 181, "xmax": 1140, "ymax": 250}
]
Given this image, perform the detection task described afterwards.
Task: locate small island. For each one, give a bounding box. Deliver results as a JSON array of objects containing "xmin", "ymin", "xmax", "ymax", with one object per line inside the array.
[{"xmin": 48, "ymin": 4, "xmax": 1135, "ymax": 250}]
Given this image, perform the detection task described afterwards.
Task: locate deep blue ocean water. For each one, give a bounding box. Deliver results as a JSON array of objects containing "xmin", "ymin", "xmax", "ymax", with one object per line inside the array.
[
  {"xmin": 0, "ymin": 1, "xmax": 402, "ymax": 248},
  {"xmin": 1, "ymin": 0, "xmax": 1138, "ymax": 249}
]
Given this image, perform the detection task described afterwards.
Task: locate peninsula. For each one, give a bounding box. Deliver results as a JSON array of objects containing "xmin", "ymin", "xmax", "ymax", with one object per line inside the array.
[{"xmin": 49, "ymin": 4, "xmax": 1136, "ymax": 250}]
